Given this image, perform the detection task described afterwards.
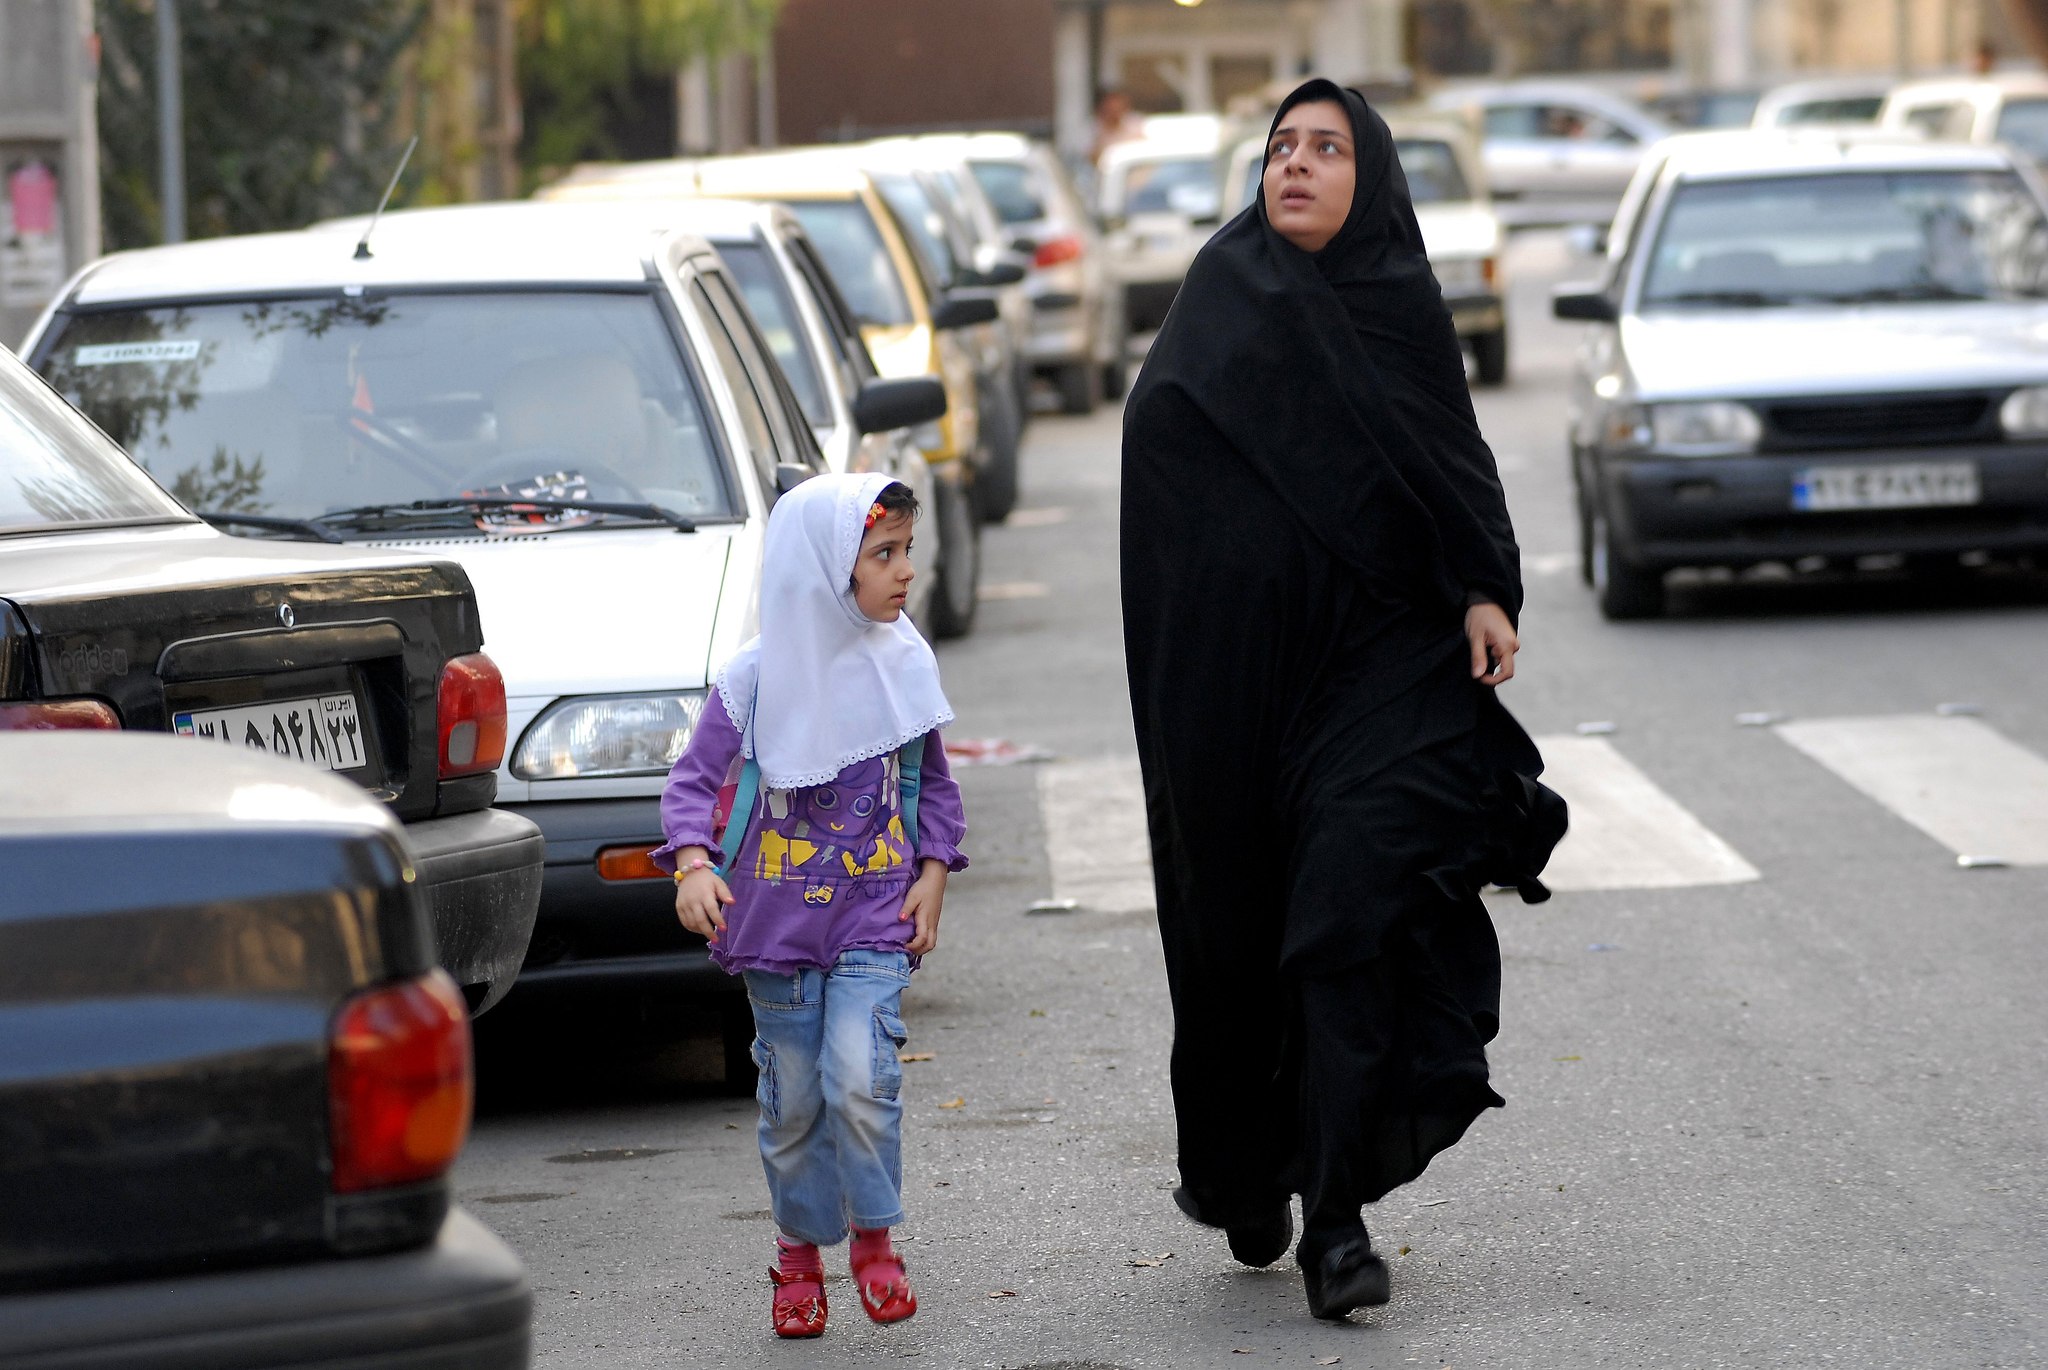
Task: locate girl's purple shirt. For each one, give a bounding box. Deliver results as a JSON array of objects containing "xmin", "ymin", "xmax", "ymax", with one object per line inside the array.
[{"xmin": 651, "ymin": 684, "xmax": 968, "ymax": 975}]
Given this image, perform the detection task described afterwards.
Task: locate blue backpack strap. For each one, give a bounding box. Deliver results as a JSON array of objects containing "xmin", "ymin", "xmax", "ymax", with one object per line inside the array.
[
  {"xmin": 898, "ymin": 734, "xmax": 927, "ymax": 859},
  {"xmin": 713, "ymin": 756, "xmax": 760, "ymax": 881}
]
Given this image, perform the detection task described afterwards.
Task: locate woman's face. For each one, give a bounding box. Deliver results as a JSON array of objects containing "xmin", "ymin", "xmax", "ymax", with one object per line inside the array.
[{"xmin": 1263, "ymin": 98, "xmax": 1356, "ymax": 254}]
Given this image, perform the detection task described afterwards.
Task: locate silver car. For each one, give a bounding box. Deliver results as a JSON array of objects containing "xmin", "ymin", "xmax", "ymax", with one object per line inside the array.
[
  {"xmin": 1554, "ymin": 130, "xmax": 2048, "ymax": 618},
  {"xmin": 1429, "ymin": 81, "xmax": 1669, "ymax": 227}
]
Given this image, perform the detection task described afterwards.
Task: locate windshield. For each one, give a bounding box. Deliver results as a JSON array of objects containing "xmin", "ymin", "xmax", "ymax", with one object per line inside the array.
[
  {"xmin": 782, "ymin": 200, "xmax": 914, "ymax": 328},
  {"xmin": 1641, "ymin": 171, "xmax": 2048, "ymax": 307},
  {"xmin": 0, "ymin": 353, "xmax": 187, "ymax": 534},
  {"xmin": 719, "ymin": 240, "xmax": 831, "ymax": 428},
  {"xmin": 871, "ymin": 171, "xmax": 959, "ymax": 292},
  {"xmin": 970, "ymin": 159, "xmax": 1045, "ymax": 224},
  {"xmin": 37, "ymin": 290, "xmax": 737, "ymax": 531},
  {"xmin": 1772, "ymin": 95, "xmax": 1884, "ymax": 126},
  {"xmin": 1996, "ymin": 100, "xmax": 2048, "ymax": 164},
  {"xmin": 1122, "ymin": 156, "xmax": 1219, "ymax": 217},
  {"xmin": 1395, "ymin": 139, "xmax": 1473, "ymax": 204}
]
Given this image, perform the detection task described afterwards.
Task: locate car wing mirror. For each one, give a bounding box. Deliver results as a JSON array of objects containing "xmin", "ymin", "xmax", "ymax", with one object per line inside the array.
[
  {"xmin": 931, "ymin": 293, "xmax": 1000, "ymax": 330},
  {"xmin": 1552, "ymin": 283, "xmax": 1619, "ymax": 323},
  {"xmin": 977, "ymin": 257, "xmax": 1028, "ymax": 287},
  {"xmin": 774, "ymin": 462, "xmax": 813, "ymax": 495},
  {"xmin": 852, "ymin": 376, "xmax": 948, "ymax": 435}
]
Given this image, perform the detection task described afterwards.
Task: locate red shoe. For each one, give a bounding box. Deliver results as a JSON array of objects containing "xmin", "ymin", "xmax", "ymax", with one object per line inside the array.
[
  {"xmin": 768, "ymin": 1264, "xmax": 827, "ymax": 1338},
  {"xmin": 851, "ymin": 1247, "xmax": 917, "ymax": 1324}
]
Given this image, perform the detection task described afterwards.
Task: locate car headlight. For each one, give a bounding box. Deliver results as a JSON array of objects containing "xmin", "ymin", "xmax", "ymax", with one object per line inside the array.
[
  {"xmin": 1648, "ymin": 401, "xmax": 1761, "ymax": 456},
  {"xmin": 2000, "ymin": 385, "xmax": 2048, "ymax": 436},
  {"xmin": 511, "ymin": 691, "xmax": 707, "ymax": 780}
]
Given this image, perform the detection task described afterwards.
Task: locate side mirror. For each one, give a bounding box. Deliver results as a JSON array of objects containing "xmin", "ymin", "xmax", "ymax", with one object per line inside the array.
[
  {"xmin": 852, "ymin": 376, "xmax": 948, "ymax": 436},
  {"xmin": 1009, "ymin": 234, "xmax": 1039, "ymax": 256},
  {"xmin": 774, "ymin": 462, "xmax": 812, "ymax": 495},
  {"xmin": 930, "ymin": 293, "xmax": 1000, "ymax": 330},
  {"xmin": 974, "ymin": 257, "xmax": 1028, "ymax": 287},
  {"xmin": 1552, "ymin": 284, "xmax": 1620, "ymax": 323}
]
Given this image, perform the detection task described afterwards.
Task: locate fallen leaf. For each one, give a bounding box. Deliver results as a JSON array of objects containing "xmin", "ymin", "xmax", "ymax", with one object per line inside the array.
[
  {"xmin": 1398, "ymin": 1246, "xmax": 1411, "ymax": 1256},
  {"xmin": 1028, "ymin": 1009, "xmax": 1047, "ymax": 1018},
  {"xmin": 1553, "ymin": 1055, "xmax": 1582, "ymax": 1062},
  {"xmin": 987, "ymin": 1289, "xmax": 1018, "ymax": 1299},
  {"xmin": 1418, "ymin": 1198, "xmax": 1452, "ymax": 1207},
  {"xmin": 1128, "ymin": 1251, "xmax": 1175, "ymax": 1267},
  {"xmin": 1232, "ymin": 1350, "xmax": 1255, "ymax": 1356},
  {"xmin": 1316, "ymin": 1358, "xmax": 1343, "ymax": 1366},
  {"xmin": 938, "ymin": 1097, "xmax": 966, "ymax": 1110},
  {"xmin": 1557, "ymin": 1184, "xmax": 1566, "ymax": 1192},
  {"xmin": 898, "ymin": 1051, "xmax": 935, "ymax": 1062},
  {"xmin": 933, "ymin": 1180, "xmax": 951, "ymax": 1187}
]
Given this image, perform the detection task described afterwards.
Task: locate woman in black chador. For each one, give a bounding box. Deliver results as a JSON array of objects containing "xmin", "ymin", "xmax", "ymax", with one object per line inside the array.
[{"xmin": 1120, "ymin": 79, "xmax": 1564, "ymax": 1320}]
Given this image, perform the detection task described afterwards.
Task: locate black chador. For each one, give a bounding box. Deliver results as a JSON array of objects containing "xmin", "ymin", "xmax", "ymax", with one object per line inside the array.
[{"xmin": 1120, "ymin": 79, "xmax": 1566, "ymax": 1305}]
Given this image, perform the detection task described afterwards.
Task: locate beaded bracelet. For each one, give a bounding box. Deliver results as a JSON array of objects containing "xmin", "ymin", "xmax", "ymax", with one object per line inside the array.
[{"xmin": 672, "ymin": 857, "xmax": 712, "ymax": 882}]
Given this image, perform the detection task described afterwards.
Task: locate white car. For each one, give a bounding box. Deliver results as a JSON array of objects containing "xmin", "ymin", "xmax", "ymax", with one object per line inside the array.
[
  {"xmin": 1428, "ymin": 82, "xmax": 1669, "ymax": 228},
  {"xmin": 22, "ymin": 203, "xmax": 830, "ymax": 1025},
  {"xmin": 1225, "ymin": 117, "xmax": 1509, "ymax": 383},
  {"xmin": 1097, "ymin": 117, "xmax": 1226, "ymax": 333},
  {"xmin": 1751, "ymin": 77, "xmax": 1893, "ymax": 129},
  {"xmin": 1879, "ymin": 74, "xmax": 2048, "ymax": 167}
]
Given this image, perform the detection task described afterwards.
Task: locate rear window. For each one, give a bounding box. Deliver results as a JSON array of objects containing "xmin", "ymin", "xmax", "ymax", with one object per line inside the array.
[
  {"xmin": 969, "ymin": 159, "xmax": 1046, "ymax": 224},
  {"xmin": 1122, "ymin": 157, "xmax": 1219, "ymax": 217},
  {"xmin": 37, "ymin": 290, "xmax": 737, "ymax": 528},
  {"xmin": 718, "ymin": 240, "xmax": 831, "ymax": 427},
  {"xmin": 1776, "ymin": 95, "xmax": 1884, "ymax": 126},
  {"xmin": 1996, "ymin": 100, "xmax": 2048, "ymax": 162},
  {"xmin": 0, "ymin": 354, "xmax": 186, "ymax": 534},
  {"xmin": 1395, "ymin": 139, "xmax": 1473, "ymax": 204},
  {"xmin": 783, "ymin": 200, "xmax": 914, "ymax": 328}
]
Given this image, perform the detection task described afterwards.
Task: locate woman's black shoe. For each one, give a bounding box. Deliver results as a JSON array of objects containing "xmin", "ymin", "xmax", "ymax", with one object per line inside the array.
[
  {"xmin": 1299, "ymin": 1239, "xmax": 1390, "ymax": 1320},
  {"xmin": 1171, "ymin": 1186, "xmax": 1293, "ymax": 1269}
]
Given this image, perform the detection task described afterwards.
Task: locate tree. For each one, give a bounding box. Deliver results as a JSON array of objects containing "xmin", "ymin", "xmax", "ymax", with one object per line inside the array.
[{"xmin": 96, "ymin": 0, "xmax": 425, "ymax": 249}]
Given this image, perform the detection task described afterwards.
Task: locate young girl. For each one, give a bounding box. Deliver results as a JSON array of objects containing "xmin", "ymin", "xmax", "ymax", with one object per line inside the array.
[{"xmin": 654, "ymin": 472, "xmax": 967, "ymax": 1339}]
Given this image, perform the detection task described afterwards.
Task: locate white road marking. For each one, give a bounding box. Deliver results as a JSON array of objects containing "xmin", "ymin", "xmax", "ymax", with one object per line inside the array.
[
  {"xmin": 1526, "ymin": 552, "xmax": 1577, "ymax": 577},
  {"xmin": 1534, "ymin": 735, "xmax": 1761, "ymax": 890},
  {"xmin": 1039, "ymin": 757, "xmax": 1155, "ymax": 913},
  {"xmin": 1774, "ymin": 715, "xmax": 2048, "ymax": 865},
  {"xmin": 978, "ymin": 581, "xmax": 1051, "ymax": 601}
]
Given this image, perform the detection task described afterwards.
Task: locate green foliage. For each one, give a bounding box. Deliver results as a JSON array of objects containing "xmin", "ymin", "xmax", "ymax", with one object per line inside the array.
[
  {"xmin": 519, "ymin": 0, "xmax": 782, "ymax": 174},
  {"xmin": 96, "ymin": 0, "xmax": 425, "ymax": 249},
  {"xmin": 167, "ymin": 447, "xmax": 268, "ymax": 513}
]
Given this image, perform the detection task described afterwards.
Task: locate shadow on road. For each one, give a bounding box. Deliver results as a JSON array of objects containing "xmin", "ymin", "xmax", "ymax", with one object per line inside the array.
[
  {"xmin": 1655, "ymin": 562, "xmax": 2048, "ymax": 622},
  {"xmin": 470, "ymin": 985, "xmax": 748, "ymax": 1118}
]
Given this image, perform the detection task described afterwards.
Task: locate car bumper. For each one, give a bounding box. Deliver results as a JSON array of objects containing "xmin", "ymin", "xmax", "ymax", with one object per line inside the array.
[
  {"xmin": 1027, "ymin": 297, "xmax": 1094, "ymax": 367},
  {"xmin": 1601, "ymin": 442, "xmax": 2048, "ymax": 568},
  {"xmin": 1445, "ymin": 291, "xmax": 1505, "ymax": 336},
  {"xmin": 403, "ymin": 808, "xmax": 544, "ymax": 1015},
  {"xmin": 500, "ymin": 798, "xmax": 736, "ymax": 995},
  {"xmin": 0, "ymin": 1210, "xmax": 530, "ymax": 1370}
]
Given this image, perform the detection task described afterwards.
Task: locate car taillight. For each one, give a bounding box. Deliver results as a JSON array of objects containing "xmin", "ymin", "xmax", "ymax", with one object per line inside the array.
[
  {"xmin": 1033, "ymin": 234, "xmax": 1084, "ymax": 268},
  {"xmin": 437, "ymin": 652, "xmax": 506, "ymax": 779},
  {"xmin": 1482, "ymin": 256, "xmax": 1499, "ymax": 289},
  {"xmin": 0, "ymin": 699, "xmax": 120, "ymax": 730},
  {"xmin": 328, "ymin": 970, "xmax": 472, "ymax": 1194}
]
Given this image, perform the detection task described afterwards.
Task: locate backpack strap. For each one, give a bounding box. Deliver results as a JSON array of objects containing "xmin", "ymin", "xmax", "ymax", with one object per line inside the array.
[
  {"xmin": 898, "ymin": 734, "xmax": 926, "ymax": 859},
  {"xmin": 713, "ymin": 755, "xmax": 760, "ymax": 881}
]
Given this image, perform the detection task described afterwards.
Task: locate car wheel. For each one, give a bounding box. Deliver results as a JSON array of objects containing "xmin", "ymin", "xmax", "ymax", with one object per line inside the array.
[
  {"xmin": 719, "ymin": 996, "xmax": 758, "ymax": 1097},
  {"xmin": 1102, "ymin": 347, "xmax": 1130, "ymax": 401},
  {"xmin": 975, "ymin": 387, "xmax": 1022, "ymax": 523},
  {"xmin": 1473, "ymin": 327, "xmax": 1509, "ymax": 387},
  {"xmin": 1591, "ymin": 501, "xmax": 1663, "ymax": 620},
  {"xmin": 925, "ymin": 475, "xmax": 981, "ymax": 640},
  {"xmin": 1576, "ymin": 486, "xmax": 1596, "ymax": 588},
  {"xmin": 1055, "ymin": 360, "xmax": 1101, "ymax": 415}
]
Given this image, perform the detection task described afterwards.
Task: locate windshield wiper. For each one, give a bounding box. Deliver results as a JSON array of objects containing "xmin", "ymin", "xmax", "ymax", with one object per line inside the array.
[
  {"xmin": 314, "ymin": 496, "xmax": 698, "ymax": 536},
  {"xmin": 1817, "ymin": 284, "xmax": 1990, "ymax": 304},
  {"xmin": 1646, "ymin": 289, "xmax": 1797, "ymax": 308},
  {"xmin": 197, "ymin": 510, "xmax": 344, "ymax": 544}
]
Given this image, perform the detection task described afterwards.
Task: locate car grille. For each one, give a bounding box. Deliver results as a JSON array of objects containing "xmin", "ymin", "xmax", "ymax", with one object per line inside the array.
[{"xmin": 1762, "ymin": 393, "xmax": 1998, "ymax": 451}]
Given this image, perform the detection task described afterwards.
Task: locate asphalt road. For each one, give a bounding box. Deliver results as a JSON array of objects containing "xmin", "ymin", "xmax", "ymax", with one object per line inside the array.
[{"xmin": 463, "ymin": 233, "xmax": 2048, "ymax": 1369}]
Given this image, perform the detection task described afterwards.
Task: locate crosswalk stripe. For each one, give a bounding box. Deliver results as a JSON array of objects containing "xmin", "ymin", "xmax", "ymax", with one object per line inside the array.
[
  {"xmin": 1774, "ymin": 715, "xmax": 2048, "ymax": 865},
  {"xmin": 1039, "ymin": 757, "xmax": 1156, "ymax": 913},
  {"xmin": 1532, "ymin": 735, "xmax": 1761, "ymax": 890}
]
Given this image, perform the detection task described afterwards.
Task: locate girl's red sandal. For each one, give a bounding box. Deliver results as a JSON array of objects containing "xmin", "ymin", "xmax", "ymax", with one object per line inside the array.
[
  {"xmin": 852, "ymin": 1250, "xmax": 917, "ymax": 1323},
  {"xmin": 768, "ymin": 1265, "xmax": 827, "ymax": 1338}
]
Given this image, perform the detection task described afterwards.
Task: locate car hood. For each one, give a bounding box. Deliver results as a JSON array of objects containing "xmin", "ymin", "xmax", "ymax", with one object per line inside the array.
[
  {"xmin": 1621, "ymin": 301, "xmax": 2048, "ymax": 399},
  {"xmin": 1415, "ymin": 203, "xmax": 1502, "ymax": 259},
  {"xmin": 358, "ymin": 526, "xmax": 734, "ymax": 697}
]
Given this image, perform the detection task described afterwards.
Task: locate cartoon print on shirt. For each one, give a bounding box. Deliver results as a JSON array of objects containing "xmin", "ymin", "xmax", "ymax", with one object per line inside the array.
[{"xmin": 746, "ymin": 752, "xmax": 909, "ymax": 885}]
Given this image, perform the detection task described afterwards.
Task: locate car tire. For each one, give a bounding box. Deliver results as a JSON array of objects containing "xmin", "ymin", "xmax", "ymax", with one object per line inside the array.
[
  {"xmin": 719, "ymin": 996, "xmax": 758, "ymax": 1097},
  {"xmin": 1055, "ymin": 360, "xmax": 1101, "ymax": 415},
  {"xmin": 925, "ymin": 474, "xmax": 981, "ymax": 640},
  {"xmin": 1574, "ymin": 473, "xmax": 1595, "ymax": 587},
  {"xmin": 1102, "ymin": 347, "xmax": 1130, "ymax": 402},
  {"xmin": 976, "ymin": 385, "xmax": 1022, "ymax": 524},
  {"xmin": 1473, "ymin": 327, "xmax": 1509, "ymax": 387},
  {"xmin": 1590, "ymin": 501, "xmax": 1664, "ymax": 620}
]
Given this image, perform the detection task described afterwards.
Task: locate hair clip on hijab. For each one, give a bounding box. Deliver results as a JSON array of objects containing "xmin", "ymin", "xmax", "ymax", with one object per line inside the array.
[{"xmin": 864, "ymin": 501, "xmax": 887, "ymax": 530}]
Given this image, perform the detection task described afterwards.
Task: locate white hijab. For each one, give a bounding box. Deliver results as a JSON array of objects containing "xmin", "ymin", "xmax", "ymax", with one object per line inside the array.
[{"xmin": 716, "ymin": 472, "xmax": 954, "ymax": 790}]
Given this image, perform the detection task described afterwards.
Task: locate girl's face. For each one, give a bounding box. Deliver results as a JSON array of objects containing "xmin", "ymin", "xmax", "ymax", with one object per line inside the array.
[
  {"xmin": 1263, "ymin": 98, "xmax": 1356, "ymax": 254},
  {"xmin": 850, "ymin": 509, "xmax": 916, "ymax": 622}
]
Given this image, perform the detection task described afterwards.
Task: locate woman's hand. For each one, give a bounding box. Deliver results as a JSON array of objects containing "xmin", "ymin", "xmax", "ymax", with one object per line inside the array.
[
  {"xmin": 673, "ymin": 855, "xmax": 734, "ymax": 943},
  {"xmin": 900, "ymin": 859, "xmax": 948, "ymax": 954},
  {"xmin": 1466, "ymin": 601, "xmax": 1519, "ymax": 685}
]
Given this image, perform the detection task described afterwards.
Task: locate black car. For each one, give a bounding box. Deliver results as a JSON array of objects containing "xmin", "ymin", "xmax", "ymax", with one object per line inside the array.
[
  {"xmin": 0, "ymin": 733, "xmax": 530, "ymax": 1368},
  {"xmin": 0, "ymin": 345, "xmax": 540, "ymax": 1010}
]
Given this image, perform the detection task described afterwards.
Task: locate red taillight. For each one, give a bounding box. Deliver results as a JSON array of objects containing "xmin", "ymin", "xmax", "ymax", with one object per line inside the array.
[
  {"xmin": 0, "ymin": 699, "xmax": 120, "ymax": 730},
  {"xmin": 327, "ymin": 970, "xmax": 472, "ymax": 1194},
  {"xmin": 436, "ymin": 653, "xmax": 506, "ymax": 779},
  {"xmin": 1033, "ymin": 233, "xmax": 1084, "ymax": 268}
]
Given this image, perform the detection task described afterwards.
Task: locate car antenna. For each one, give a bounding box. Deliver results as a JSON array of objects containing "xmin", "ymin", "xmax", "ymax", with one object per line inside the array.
[{"xmin": 353, "ymin": 135, "xmax": 420, "ymax": 261}]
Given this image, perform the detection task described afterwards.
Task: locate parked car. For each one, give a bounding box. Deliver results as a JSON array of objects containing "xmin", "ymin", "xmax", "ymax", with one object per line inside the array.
[
  {"xmin": 1552, "ymin": 131, "xmax": 2048, "ymax": 618},
  {"xmin": 1878, "ymin": 73, "xmax": 2048, "ymax": 167},
  {"xmin": 1428, "ymin": 81, "xmax": 1670, "ymax": 227},
  {"xmin": 0, "ymin": 343, "xmax": 541, "ymax": 1014},
  {"xmin": 1751, "ymin": 77, "xmax": 1892, "ymax": 129},
  {"xmin": 541, "ymin": 150, "xmax": 998, "ymax": 538},
  {"xmin": 954, "ymin": 131, "xmax": 1128, "ymax": 412},
  {"xmin": 22, "ymin": 205, "xmax": 826, "ymax": 1040},
  {"xmin": 0, "ymin": 733, "xmax": 532, "ymax": 1368},
  {"xmin": 1644, "ymin": 85, "xmax": 1764, "ymax": 131},
  {"xmin": 1097, "ymin": 115, "xmax": 1227, "ymax": 333},
  {"xmin": 1226, "ymin": 115, "xmax": 1510, "ymax": 384}
]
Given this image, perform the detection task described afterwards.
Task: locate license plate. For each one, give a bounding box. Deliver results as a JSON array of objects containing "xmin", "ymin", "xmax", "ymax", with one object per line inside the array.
[
  {"xmin": 174, "ymin": 693, "xmax": 369, "ymax": 772},
  {"xmin": 1791, "ymin": 461, "xmax": 1981, "ymax": 512}
]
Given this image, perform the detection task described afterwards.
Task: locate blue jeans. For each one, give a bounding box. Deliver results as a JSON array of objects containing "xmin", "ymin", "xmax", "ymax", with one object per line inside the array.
[{"xmin": 742, "ymin": 949, "xmax": 910, "ymax": 1245}]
